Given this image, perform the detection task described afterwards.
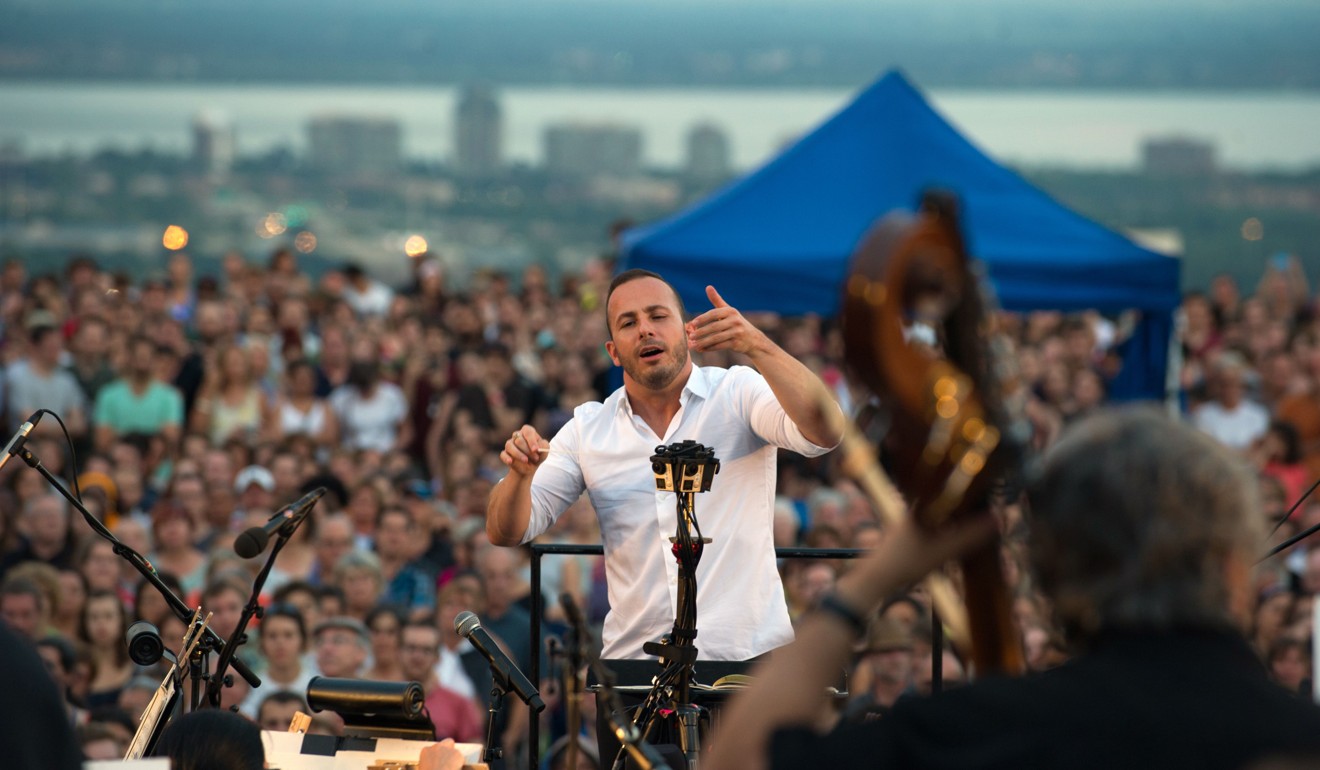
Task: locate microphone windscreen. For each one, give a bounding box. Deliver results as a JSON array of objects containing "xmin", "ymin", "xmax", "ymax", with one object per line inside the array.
[
  {"xmin": 233, "ymin": 528, "xmax": 268, "ymax": 559},
  {"xmin": 454, "ymin": 610, "xmax": 480, "ymax": 638}
]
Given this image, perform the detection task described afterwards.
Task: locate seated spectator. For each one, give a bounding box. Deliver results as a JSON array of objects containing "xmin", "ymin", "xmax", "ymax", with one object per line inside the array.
[
  {"xmin": 376, "ymin": 505, "xmax": 436, "ymax": 613},
  {"xmin": 192, "ymin": 344, "xmax": 272, "ymax": 447},
  {"xmin": 333, "ymin": 550, "xmax": 386, "ymax": 622},
  {"xmin": 312, "ymin": 616, "xmax": 370, "ymax": 679},
  {"xmin": 0, "ymin": 493, "xmax": 77, "ymax": 577},
  {"xmin": 271, "ymin": 358, "xmax": 339, "ymax": 452},
  {"xmin": 841, "ymin": 619, "xmax": 914, "ymax": 723},
  {"xmin": 92, "ymin": 335, "xmax": 184, "ymax": 454},
  {"xmin": 399, "ymin": 617, "xmax": 483, "ymax": 743},
  {"xmin": 35, "ymin": 633, "xmax": 88, "ymax": 726},
  {"xmin": 330, "ymin": 358, "xmax": 410, "ymax": 453},
  {"xmin": 77, "ymin": 721, "xmax": 124, "ymax": 761},
  {"xmin": 148, "ymin": 503, "xmax": 207, "ymax": 595},
  {"xmin": 79, "ymin": 590, "xmax": 134, "ymax": 709},
  {"xmin": 7, "ymin": 323, "xmax": 88, "ymax": 442},
  {"xmin": 256, "ymin": 690, "xmax": 309, "ymax": 733},
  {"xmin": 364, "ymin": 604, "xmax": 406, "ymax": 682},
  {"xmin": 1192, "ymin": 351, "xmax": 1269, "ymax": 450},
  {"xmin": 2, "ymin": 575, "xmax": 51, "ymax": 640}
]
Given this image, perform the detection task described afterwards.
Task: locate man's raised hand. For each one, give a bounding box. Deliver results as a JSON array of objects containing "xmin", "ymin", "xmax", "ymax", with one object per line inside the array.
[{"xmin": 686, "ymin": 284, "xmax": 767, "ymax": 356}]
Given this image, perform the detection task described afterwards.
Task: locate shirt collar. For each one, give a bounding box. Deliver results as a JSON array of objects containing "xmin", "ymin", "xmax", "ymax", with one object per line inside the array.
[{"xmin": 614, "ymin": 362, "xmax": 710, "ymax": 419}]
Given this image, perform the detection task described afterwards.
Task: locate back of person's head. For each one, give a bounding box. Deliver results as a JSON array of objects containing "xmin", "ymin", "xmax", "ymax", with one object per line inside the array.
[
  {"xmin": 153, "ymin": 708, "xmax": 264, "ymax": 770},
  {"xmin": 1026, "ymin": 407, "xmax": 1261, "ymax": 644}
]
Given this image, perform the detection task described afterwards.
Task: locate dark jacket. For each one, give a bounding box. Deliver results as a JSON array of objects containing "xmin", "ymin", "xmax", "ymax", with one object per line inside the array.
[{"xmin": 773, "ymin": 628, "xmax": 1320, "ymax": 769}]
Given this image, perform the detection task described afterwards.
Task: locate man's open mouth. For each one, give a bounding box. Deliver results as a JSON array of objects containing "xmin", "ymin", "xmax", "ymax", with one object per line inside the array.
[{"xmin": 639, "ymin": 345, "xmax": 663, "ymax": 360}]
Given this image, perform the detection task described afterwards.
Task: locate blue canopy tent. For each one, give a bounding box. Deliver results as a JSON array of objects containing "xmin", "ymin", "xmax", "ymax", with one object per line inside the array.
[{"xmin": 619, "ymin": 71, "xmax": 1180, "ymax": 401}]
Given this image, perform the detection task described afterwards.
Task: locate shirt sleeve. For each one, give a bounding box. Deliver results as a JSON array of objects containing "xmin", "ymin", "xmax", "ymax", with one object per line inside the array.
[
  {"xmin": 523, "ymin": 416, "xmax": 587, "ymax": 543},
  {"xmin": 738, "ymin": 366, "xmax": 835, "ymax": 458},
  {"xmin": 163, "ymin": 386, "xmax": 184, "ymax": 427}
]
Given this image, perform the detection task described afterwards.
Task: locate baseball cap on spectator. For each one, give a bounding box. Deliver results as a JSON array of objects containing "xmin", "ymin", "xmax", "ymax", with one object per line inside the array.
[
  {"xmin": 312, "ymin": 616, "xmax": 370, "ymax": 646},
  {"xmin": 234, "ymin": 465, "xmax": 276, "ymax": 494}
]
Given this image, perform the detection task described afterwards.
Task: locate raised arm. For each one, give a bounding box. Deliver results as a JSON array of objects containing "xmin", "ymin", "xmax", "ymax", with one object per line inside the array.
[
  {"xmin": 486, "ymin": 425, "xmax": 551, "ymax": 547},
  {"xmin": 704, "ymin": 513, "xmax": 996, "ymax": 770},
  {"xmin": 686, "ymin": 285, "xmax": 843, "ymax": 449}
]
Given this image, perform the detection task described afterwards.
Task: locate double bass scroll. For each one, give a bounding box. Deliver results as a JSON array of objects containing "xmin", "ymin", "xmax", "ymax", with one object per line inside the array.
[{"xmin": 841, "ymin": 190, "xmax": 1026, "ymax": 676}]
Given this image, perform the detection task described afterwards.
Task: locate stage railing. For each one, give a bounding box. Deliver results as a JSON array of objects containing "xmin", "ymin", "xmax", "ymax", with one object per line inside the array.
[{"xmin": 526, "ymin": 543, "xmax": 878, "ymax": 768}]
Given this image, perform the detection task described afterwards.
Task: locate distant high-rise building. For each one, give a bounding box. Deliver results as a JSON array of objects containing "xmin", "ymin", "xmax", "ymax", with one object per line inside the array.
[
  {"xmin": 1142, "ymin": 136, "xmax": 1216, "ymax": 176},
  {"xmin": 192, "ymin": 110, "xmax": 236, "ymax": 179},
  {"xmin": 543, "ymin": 124, "xmax": 643, "ymax": 178},
  {"xmin": 685, "ymin": 122, "xmax": 731, "ymax": 181},
  {"xmin": 455, "ymin": 84, "xmax": 503, "ymax": 178},
  {"xmin": 307, "ymin": 116, "xmax": 402, "ymax": 176}
]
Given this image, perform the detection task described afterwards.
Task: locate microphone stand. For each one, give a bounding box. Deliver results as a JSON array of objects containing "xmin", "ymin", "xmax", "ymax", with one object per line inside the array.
[
  {"xmin": 207, "ymin": 493, "xmax": 323, "ymax": 708},
  {"xmin": 204, "ymin": 531, "xmax": 289, "ymax": 708},
  {"xmin": 482, "ymin": 668, "xmax": 512, "ymax": 764},
  {"xmin": 13, "ymin": 443, "xmax": 262, "ymax": 702},
  {"xmin": 626, "ymin": 441, "xmax": 718, "ymax": 770},
  {"xmin": 596, "ymin": 662, "xmax": 671, "ymax": 770},
  {"xmin": 563, "ymin": 614, "xmax": 586, "ymax": 770}
]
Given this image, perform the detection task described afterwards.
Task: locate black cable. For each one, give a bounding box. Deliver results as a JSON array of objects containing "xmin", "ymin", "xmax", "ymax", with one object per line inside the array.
[
  {"xmin": 36, "ymin": 408, "xmax": 85, "ymax": 504},
  {"xmin": 1269, "ymin": 475, "xmax": 1320, "ymax": 539}
]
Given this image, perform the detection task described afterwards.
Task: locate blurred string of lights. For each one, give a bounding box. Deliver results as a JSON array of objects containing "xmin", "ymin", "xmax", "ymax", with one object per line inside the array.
[{"xmin": 251, "ymin": 204, "xmax": 430, "ymax": 257}]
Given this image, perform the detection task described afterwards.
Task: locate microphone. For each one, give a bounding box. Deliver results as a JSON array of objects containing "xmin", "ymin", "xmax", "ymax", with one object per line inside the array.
[
  {"xmin": 454, "ymin": 610, "xmax": 546, "ymax": 712},
  {"xmin": 0, "ymin": 410, "xmax": 42, "ymax": 473},
  {"xmin": 233, "ymin": 487, "xmax": 327, "ymax": 559}
]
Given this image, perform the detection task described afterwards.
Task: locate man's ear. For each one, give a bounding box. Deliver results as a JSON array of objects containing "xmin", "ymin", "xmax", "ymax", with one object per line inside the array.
[{"xmin": 605, "ymin": 341, "xmax": 620, "ymax": 367}]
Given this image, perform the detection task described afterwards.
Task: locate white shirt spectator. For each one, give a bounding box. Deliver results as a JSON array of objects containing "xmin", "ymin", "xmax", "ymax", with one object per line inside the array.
[
  {"xmin": 432, "ymin": 646, "xmax": 478, "ymax": 701},
  {"xmin": 330, "ymin": 381, "xmax": 407, "ymax": 452},
  {"xmin": 522, "ymin": 365, "xmax": 831, "ymax": 661},
  {"xmin": 7, "ymin": 359, "xmax": 86, "ymax": 424},
  {"xmin": 344, "ymin": 279, "xmax": 393, "ymax": 318},
  {"xmin": 1192, "ymin": 399, "xmax": 1269, "ymax": 450}
]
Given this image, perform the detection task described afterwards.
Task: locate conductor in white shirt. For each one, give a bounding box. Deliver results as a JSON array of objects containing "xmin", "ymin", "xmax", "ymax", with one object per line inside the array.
[{"xmin": 486, "ymin": 269, "xmax": 843, "ymax": 665}]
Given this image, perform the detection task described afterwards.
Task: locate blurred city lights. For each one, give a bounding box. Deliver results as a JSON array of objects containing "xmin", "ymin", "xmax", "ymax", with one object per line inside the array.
[
  {"xmin": 259, "ymin": 212, "xmax": 288, "ymax": 238},
  {"xmin": 162, "ymin": 224, "xmax": 189, "ymax": 250},
  {"xmin": 404, "ymin": 235, "xmax": 429, "ymax": 257},
  {"xmin": 1241, "ymin": 217, "xmax": 1264, "ymax": 241},
  {"xmin": 294, "ymin": 231, "xmax": 318, "ymax": 254}
]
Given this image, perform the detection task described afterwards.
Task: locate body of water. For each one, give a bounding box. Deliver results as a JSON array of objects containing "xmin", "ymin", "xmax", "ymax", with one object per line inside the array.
[{"xmin": 1, "ymin": 81, "xmax": 1318, "ymax": 172}]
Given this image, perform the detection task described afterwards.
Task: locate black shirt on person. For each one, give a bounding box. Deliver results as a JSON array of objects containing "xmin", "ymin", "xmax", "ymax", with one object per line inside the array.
[
  {"xmin": 0, "ymin": 621, "xmax": 83, "ymax": 769},
  {"xmin": 772, "ymin": 628, "xmax": 1320, "ymax": 770}
]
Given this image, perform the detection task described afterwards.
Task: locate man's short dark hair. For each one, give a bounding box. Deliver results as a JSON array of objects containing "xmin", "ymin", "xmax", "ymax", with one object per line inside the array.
[
  {"xmin": 604, "ymin": 269, "xmax": 686, "ymax": 339},
  {"xmin": 2, "ymin": 576, "xmax": 46, "ymax": 609},
  {"xmin": 257, "ymin": 690, "xmax": 309, "ymax": 719},
  {"xmin": 36, "ymin": 633, "xmax": 77, "ymax": 671}
]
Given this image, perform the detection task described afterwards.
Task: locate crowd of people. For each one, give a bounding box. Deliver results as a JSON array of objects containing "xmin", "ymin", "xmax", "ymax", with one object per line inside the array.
[{"xmin": 0, "ymin": 244, "xmax": 1315, "ymax": 768}]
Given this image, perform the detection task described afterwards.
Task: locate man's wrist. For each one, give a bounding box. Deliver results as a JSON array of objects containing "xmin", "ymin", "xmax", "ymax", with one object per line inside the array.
[{"xmin": 812, "ymin": 592, "xmax": 869, "ymax": 637}]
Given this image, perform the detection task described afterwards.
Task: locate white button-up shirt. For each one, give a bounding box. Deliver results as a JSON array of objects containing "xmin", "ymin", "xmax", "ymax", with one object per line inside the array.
[{"xmin": 522, "ymin": 365, "xmax": 833, "ymax": 660}]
